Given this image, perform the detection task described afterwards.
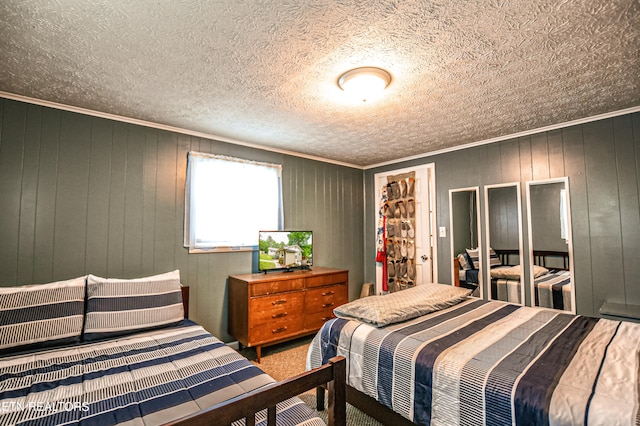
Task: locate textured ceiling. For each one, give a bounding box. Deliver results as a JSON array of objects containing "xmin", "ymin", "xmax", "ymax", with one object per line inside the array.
[{"xmin": 1, "ymin": 0, "xmax": 638, "ymax": 167}]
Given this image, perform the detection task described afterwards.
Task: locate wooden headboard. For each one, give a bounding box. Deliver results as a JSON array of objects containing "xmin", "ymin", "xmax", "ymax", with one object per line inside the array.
[
  {"xmin": 533, "ymin": 250, "xmax": 569, "ymax": 270},
  {"xmin": 181, "ymin": 286, "xmax": 190, "ymax": 318}
]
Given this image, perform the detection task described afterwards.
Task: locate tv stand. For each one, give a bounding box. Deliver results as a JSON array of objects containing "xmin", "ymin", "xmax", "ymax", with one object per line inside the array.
[{"xmin": 228, "ymin": 266, "xmax": 348, "ymax": 362}]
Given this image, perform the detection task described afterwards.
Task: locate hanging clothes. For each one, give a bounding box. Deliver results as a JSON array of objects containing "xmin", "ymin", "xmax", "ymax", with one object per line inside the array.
[{"xmin": 376, "ymin": 186, "xmax": 388, "ymax": 292}]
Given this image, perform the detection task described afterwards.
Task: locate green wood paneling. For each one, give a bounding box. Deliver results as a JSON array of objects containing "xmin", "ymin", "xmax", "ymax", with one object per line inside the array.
[
  {"xmin": 52, "ymin": 112, "xmax": 91, "ymax": 280},
  {"xmin": 0, "ymin": 101, "xmax": 26, "ymax": 283},
  {"xmin": 0, "ymin": 98, "xmax": 364, "ymax": 340},
  {"xmin": 366, "ymin": 112, "xmax": 640, "ymax": 319}
]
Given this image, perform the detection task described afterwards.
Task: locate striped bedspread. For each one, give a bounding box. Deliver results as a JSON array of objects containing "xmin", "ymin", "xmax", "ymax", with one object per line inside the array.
[
  {"xmin": 535, "ymin": 270, "xmax": 572, "ymax": 312},
  {"xmin": 307, "ymin": 298, "xmax": 640, "ymax": 426},
  {"xmin": 491, "ymin": 278, "xmax": 521, "ymax": 304},
  {"xmin": 1, "ymin": 321, "xmax": 323, "ymax": 426}
]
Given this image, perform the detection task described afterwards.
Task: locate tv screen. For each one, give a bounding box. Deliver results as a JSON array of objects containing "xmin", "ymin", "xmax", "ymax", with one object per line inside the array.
[{"xmin": 258, "ymin": 231, "xmax": 313, "ymax": 272}]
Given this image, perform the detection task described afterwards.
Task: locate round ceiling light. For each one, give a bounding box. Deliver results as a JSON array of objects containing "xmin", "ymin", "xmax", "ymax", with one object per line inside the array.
[{"xmin": 337, "ymin": 67, "xmax": 392, "ymax": 102}]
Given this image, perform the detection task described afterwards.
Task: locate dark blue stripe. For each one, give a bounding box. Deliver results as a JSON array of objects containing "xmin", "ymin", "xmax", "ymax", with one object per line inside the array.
[
  {"xmin": 0, "ymin": 301, "xmax": 83, "ymax": 325},
  {"xmin": 513, "ymin": 315, "xmax": 598, "ymax": 426},
  {"xmin": 80, "ymin": 393, "xmax": 142, "ymax": 426},
  {"xmin": 376, "ymin": 299, "xmax": 487, "ymax": 408},
  {"xmin": 484, "ymin": 313, "xmax": 574, "ymax": 426},
  {"xmin": 0, "ymin": 334, "xmax": 223, "ymax": 399},
  {"xmin": 414, "ymin": 304, "xmax": 521, "ymax": 426},
  {"xmin": 87, "ymin": 291, "xmax": 182, "ymax": 312},
  {"xmin": 189, "ymin": 364, "xmax": 265, "ymax": 399},
  {"xmin": 584, "ymin": 322, "xmax": 620, "ymax": 425},
  {"xmin": 320, "ymin": 318, "xmax": 348, "ymax": 365}
]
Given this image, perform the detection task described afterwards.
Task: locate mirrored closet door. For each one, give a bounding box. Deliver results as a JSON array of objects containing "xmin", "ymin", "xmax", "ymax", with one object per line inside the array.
[
  {"xmin": 484, "ymin": 183, "xmax": 524, "ymax": 304},
  {"xmin": 526, "ymin": 177, "xmax": 576, "ymax": 313},
  {"xmin": 449, "ymin": 187, "xmax": 482, "ymax": 297}
]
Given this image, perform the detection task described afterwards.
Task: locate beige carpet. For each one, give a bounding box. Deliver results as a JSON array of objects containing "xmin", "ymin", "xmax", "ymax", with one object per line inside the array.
[{"xmin": 239, "ymin": 336, "xmax": 384, "ymax": 425}]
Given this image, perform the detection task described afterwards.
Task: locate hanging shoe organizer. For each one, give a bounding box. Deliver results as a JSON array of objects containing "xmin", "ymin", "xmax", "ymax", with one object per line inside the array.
[{"xmin": 383, "ymin": 172, "xmax": 416, "ymax": 292}]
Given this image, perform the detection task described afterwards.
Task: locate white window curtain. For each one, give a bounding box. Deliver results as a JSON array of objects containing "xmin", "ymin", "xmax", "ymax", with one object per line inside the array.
[
  {"xmin": 560, "ymin": 188, "xmax": 568, "ymax": 242},
  {"xmin": 184, "ymin": 152, "xmax": 283, "ymax": 252}
]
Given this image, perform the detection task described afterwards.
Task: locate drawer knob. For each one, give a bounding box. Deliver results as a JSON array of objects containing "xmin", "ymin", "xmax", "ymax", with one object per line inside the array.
[
  {"xmin": 272, "ymin": 326, "xmax": 288, "ymax": 334},
  {"xmin": 321, "ymin": 303, "xmax": 334, "ymax": 308},
  {"xmin": 272, "ymin": 312, "xmax": 288, "ymax": 319},
  {"xmin": 272, "ymin": 299, "xmax": 287, "ymax": 305},
  {"xmin": 322, "ymin": 291, "xmax": 335, "ymax": 296}
]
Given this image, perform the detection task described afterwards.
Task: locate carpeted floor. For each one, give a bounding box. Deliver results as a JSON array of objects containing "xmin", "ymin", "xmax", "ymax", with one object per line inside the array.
[{"xmin": 239, "ymin": 336, "xmax": 384, "ymax": 426}]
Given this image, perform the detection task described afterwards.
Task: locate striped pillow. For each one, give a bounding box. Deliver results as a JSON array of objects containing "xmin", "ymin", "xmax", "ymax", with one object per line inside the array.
[
  {"xmin": 465, "ymin": 248, "xmax": 479, "ymax": 269},
  {"xmin": 84, "ymin": 270, "xmax": 183, "ymax": 341},
  {"xmin": 0, "ymin": 276, "xmax": 86, "ymax": 354},
  {"xmin": 489, "ymin": 248, "xmax": 502, "ymax": 268},
  {"xmin": 457, "ymin": 253, "xmax": 472, "ymax": 271}
]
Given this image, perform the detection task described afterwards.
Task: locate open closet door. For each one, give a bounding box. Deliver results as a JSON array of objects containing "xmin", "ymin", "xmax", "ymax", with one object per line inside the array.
[{"xmin": 375, "ymin": 164, "xmax": 436, "ymax": 294}]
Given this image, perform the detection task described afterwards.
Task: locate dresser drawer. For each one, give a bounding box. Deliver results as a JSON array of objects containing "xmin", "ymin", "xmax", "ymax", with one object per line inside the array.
[
  {"xmin": 250, "ymin": 292, "xmax": 304, "ymax": 325},
  {"xmin": 250, "ymin": 317, "xmax": 304, "ymax": 345},
  {"xmin": 250, "ymin": 279, "xmax": 304, "ymax": 296},
  {"xmin": 305, "ymin": 284, "xmax": 347, "ymax": 313},
  {"xmin": 305, "ymin": 272, "xmax": 348, "ymax": 288},
  {"xmin": 304, "ymin": 309, "xmax": 337, "ymax": 331}
]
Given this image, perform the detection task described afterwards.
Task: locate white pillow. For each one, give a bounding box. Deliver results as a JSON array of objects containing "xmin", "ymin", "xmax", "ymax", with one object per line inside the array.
[
  {"xmin": 490, "ymin": 265, "xmax": 549, "ymax": 280},
  {"xmin": 334, "ymin": 283, "xmax": 471, "ymax": 327}
]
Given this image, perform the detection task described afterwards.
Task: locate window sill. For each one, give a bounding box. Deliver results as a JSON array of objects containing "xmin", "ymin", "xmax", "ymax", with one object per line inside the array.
[{"xmin": 187, "ymin": 246, "xmax": 256, "ymax": 254}]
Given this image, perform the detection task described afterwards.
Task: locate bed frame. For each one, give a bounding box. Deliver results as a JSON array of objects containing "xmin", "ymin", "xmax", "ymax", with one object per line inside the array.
[
  {"xmin": 170, "ymin": 287, "xmax": 346, "ymax": 426},
  {"xmin": 316, "ymin": 384, "xmax": 414, "ymax": 426},
  {"xmin": 166, "ymin": 357, "xmax": 346, "ymax": 426}
]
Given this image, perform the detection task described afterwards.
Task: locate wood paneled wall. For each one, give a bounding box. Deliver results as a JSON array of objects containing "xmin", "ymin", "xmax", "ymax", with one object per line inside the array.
[
  {"xmin": 0, "ymin": 98, "xmax": 364, "ymax": 340},
  {"xmin": 365, "ymin": 112, "xmax": 640, "ymax": 318}
]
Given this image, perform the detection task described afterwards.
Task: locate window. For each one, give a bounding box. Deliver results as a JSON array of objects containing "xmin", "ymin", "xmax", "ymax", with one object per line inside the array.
[
  {"xmin": 184, "ymin": 152, "xmax": 283, "ymax": 252},
  {"xmin": 560, "ymin": 188, "xmax": 568, "ymax": 242}
]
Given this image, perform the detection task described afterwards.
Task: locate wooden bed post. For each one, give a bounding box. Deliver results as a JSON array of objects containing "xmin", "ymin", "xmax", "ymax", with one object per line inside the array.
[
  {"xmin": 181, "ymin": 286, "xmax": 189, "ymax": 318},
  {"xmin": 453, "ymin": 257, "xmax": 461, "ymax": 287},
  {"xmin": 327, "ymin": 356, "xmax": 346, "ymax": 426}
]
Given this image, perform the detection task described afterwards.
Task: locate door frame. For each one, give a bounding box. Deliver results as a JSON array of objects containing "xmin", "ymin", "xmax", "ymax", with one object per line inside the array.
[
  {"xmin": 449, "ymin": 186, "xmax": 483, "ymax": 298},
  {"xmin": 374, "ymin": 163, "xmax": 437, "ymax": 294}
]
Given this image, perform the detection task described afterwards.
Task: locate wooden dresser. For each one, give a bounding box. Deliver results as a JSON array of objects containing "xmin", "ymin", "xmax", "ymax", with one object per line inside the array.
[{"xmin": 228, "ymin": 267, "xmax": 348, "ymax": 362}]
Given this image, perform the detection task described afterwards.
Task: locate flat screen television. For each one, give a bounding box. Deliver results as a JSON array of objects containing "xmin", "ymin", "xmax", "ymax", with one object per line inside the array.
[{"xmin": 258, "ymin": 230, "xmax": 313, "ymax": 272}]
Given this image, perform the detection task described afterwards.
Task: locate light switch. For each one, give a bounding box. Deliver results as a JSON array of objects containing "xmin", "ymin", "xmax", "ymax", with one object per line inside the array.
[{"xmin": 439, "ymin": 226, "xmax": 446, "ymax": 238}]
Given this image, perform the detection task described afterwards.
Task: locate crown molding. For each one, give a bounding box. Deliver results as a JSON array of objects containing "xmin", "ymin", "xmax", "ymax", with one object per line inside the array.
[
  {"xmin": 2, "ymin": 92, "xmax": 638, "ymax": 172},
  {"xmin": 364, "ymin": 105, "xmax": 640, "ymax": 170},
  {"xmin": 0, "ymin": 91, "xmax": 363, "ymax": 170}
]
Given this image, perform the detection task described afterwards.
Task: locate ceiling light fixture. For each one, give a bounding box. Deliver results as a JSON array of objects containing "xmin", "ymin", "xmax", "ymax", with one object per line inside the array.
[{"xmin": 337, "ymin": 67, "xmax": 392, "ymax": 102}]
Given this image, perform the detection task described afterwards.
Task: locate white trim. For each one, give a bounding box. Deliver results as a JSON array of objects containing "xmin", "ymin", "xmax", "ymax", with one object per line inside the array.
[
  {"xmin": 0, "ymin": 91, "xmax": 361, "ymax": 170},
  {"xmin": 2, "ymin": 91, "xmax": 638, "ymax": 171},
  {"xmin": 364, "ymin": 105, "xmax": 640, "ymax": 169},
  {"xmin": 449, "ymin": 186, "xmax": 483, "ymax": 298},
  {"xmin": 373, "ymin": 163, "xmax": 436, "ymax": 293},
  {"xmin": 525, "ymin": 177, "xmax": 576, "ymax": 314},
  {"xmin": 483, "ymin": 182, "xmax": 524, "ymax": 304}
]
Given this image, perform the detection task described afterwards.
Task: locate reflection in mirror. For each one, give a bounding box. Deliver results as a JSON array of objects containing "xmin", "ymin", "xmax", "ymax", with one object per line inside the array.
[
  {"xmin": 526, "ymin": 177, "xmax": 575, "ymax": 313},
  {"xmin": 449, "ymin": 187, "xmax": 482, "ymax": 297},
  {"xmin": 484, "ymin": 183, "xmax": 524, "ymax": 304}
]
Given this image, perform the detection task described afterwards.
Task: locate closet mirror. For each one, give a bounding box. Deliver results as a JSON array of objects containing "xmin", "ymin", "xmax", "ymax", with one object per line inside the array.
[
  {"xmin": 449, "ymin": 187, "xmax": 482, "ymax": 297},
  {"xmin": 526, "ymin": 177, "xmax": 575, "ymax": 313},
  {"xmin": 484, "ymin": 183, "xmax": 524, "ymax": 304}
]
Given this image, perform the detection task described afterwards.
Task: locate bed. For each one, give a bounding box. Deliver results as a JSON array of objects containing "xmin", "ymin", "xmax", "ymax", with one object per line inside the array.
[
  {"xmin": 0, "ymin": 271, "xmax": 345, "ymax": 426},
  {"xmin": 307, "ymin": 283, "xmax": 640, "ymax": 426},
  {"xmin": 455, "ymin": 249, "xmax": 573, "ymax": 311}
]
